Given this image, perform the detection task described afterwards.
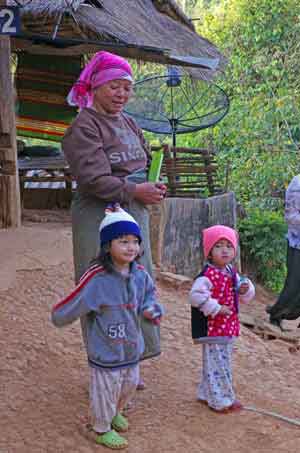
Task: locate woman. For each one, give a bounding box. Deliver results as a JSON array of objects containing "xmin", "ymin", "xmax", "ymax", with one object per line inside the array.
[
  {"xmin": 62, "ymin": 51, "xmax": 166, "ymax": 375},
  {"xmin": 267, "ymin": 174, "xmax": 300, "ymax": 329}
]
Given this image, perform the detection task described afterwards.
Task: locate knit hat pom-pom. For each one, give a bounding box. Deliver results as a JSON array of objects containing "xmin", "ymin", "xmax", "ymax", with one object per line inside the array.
[{"xmin": 99, "ymin": 203, "xmax": 142, "ymax": 246}]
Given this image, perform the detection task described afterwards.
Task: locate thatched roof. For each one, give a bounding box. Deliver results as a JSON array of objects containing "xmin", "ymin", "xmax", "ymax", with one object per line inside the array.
[{"xmin": 10, "ymin": 0, "xmax": 227, "ymax": 80}]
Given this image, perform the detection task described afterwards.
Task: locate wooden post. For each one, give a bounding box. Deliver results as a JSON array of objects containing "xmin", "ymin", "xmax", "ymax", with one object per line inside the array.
[
  {"xmin": 0, "ymin": 20, "xmax": 21, "ymax": 228},
  {"xmin": 156, "ymin": 193, "xmax": 237, "ymax": 277}
]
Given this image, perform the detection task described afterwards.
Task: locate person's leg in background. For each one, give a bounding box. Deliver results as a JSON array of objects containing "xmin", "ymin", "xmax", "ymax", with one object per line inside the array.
[{"xmin": 268, "ymin": 246, "xmax": 300, "ymax": 328}]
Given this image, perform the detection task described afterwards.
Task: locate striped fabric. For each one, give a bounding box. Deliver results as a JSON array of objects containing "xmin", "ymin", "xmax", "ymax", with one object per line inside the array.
[
  {"xmin": 16, "ymin": 116, "xmax": 69, "ymax": 142},
  {"xmin": 15, "ymin": 53, "xmax": 81, "ymax": 141}
]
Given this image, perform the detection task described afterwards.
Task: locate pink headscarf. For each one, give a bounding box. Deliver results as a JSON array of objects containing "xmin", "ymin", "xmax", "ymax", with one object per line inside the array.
[
  {"xmin": 67, "ymin": 51, "xmax": 133, "ymax": 109},
  {"xmin": 202, "ymin": 225, "xmax": 238, "ymax": 259}
]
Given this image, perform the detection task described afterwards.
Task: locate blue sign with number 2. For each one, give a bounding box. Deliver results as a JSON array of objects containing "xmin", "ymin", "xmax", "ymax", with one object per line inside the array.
[{"xmin": 0, "ymin": 7, "xmax": 20, "ymax": 35}]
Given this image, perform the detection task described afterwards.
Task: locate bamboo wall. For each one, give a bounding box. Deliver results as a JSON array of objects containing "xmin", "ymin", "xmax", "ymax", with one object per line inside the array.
[{"xmin": 153, "ymin": 144, "xmax": 223, "ymax": 198}]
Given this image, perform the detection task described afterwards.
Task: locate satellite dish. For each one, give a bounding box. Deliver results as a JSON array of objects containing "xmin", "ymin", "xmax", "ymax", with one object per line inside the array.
[{"xmin": 125, "ymin": 67, "xmax": 229, "ymax": 146}]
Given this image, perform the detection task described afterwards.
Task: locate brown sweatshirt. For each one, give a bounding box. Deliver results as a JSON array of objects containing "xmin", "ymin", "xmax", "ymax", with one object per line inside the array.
[{"xmin": 62, "ymin": 108, "xmax": 151, "ymax": 203}]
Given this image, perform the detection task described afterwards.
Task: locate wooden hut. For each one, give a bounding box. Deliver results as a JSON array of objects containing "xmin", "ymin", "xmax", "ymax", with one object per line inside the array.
[
  {"xmin": 10, "ymin": 0, "xmax": 226, "ymax": 77},
  {"xmin": 1, "ymin": 0, "xmax": 227, "ymax": 228}
]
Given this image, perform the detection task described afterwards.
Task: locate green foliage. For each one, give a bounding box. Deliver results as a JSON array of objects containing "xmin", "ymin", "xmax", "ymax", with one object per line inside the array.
[
  {"xmin": 238, "ymin": 209, "xmax": 287, "ymax": 292},
  {"xmin": 135, "ymin": 0, "xmax": 300, "ymax": 292},
  {"xmin": 191, "ymin": 0, "xmax": 300, "ymax": 208},
  {"xmin": 176, "ymin": 1, "xmax": 300, "ymax": 291}
]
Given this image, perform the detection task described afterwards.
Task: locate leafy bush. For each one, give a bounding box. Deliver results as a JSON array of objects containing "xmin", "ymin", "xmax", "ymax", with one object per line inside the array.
[{"xmin": 238, "ymin": 209, "xmax": 287, "ymax": 292}]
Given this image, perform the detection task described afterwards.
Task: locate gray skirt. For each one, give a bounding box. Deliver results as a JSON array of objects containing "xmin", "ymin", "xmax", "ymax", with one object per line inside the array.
[{"xmin": 71, "ymin": 187, "xmax": 160, "ymax": 359}]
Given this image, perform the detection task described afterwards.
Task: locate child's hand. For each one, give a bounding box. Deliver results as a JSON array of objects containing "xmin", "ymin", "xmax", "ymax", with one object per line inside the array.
[
  {"xmin": 143, "ymin": 309, "xmax": 155, "ymax": 320},
  {"xmin": 219, "ymin": 306, "xmax": 232, "ymax": 316},
  {"xmin": 151, "ymin": 317, "xmax": 161, "ymax": 325},
  {"xmin": 143, "ymin": 306, "xmax": 162, "ymax": 324},
  {"xmin": 238, "ymin": 281, "xmax": 250, "ymax": 295}
]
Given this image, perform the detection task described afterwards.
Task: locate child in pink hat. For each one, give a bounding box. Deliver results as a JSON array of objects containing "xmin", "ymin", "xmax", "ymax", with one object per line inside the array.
[{"xmin": 189, "ymin": 225, "xmax": 255, "ymax": 413}]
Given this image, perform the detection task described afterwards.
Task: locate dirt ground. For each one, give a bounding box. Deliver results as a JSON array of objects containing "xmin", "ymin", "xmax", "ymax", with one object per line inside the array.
[{"xmin": 1, "ymin": 210, "xmax": 300, "ymax": 453}]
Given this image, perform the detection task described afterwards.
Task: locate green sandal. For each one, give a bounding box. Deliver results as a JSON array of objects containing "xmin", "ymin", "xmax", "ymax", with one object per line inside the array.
[
  {"xmin": 111, "ymin": 413, "xmax": 129, "ymax": 432},
  {"xmin": 95, "ymin": 429, "xmax": 128, "ymax": 450}
]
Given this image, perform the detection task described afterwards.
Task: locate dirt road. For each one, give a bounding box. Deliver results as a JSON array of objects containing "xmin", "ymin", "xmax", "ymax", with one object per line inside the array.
[{"xmin": 1, "ymin": 213, "xmax": 299, "ymax": 453}]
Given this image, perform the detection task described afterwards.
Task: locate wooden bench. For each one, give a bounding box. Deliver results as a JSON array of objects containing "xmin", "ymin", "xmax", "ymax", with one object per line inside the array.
[
  {"xmin": 18, "ymin": 155, "xmax": 73, "ymax": 209},
  {"xmin": 18, "ymin": 144, "xmax": 223, "ymax": 207}
]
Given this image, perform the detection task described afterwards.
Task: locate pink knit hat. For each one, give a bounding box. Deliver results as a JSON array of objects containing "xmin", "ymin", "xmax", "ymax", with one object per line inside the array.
[
  {"xmin": 202, "ymin": 225, "xmax": 238, "ymax": 259},
  {"xmin": 67, "ymin": 51, "xmax": 133, "ymax": 109}
]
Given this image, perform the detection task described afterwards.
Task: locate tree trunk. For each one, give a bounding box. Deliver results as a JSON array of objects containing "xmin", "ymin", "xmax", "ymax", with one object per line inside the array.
[
  {"xmin": 0, "ymin": 31, "xmax": 21, "ymax": 228},
  {"xmin": 150, "ymin": 192, "xmax": 237, "ymax": 278}
]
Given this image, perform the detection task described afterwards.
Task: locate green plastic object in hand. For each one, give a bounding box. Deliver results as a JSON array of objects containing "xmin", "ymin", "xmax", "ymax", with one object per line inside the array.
[{"xmin": 148, "ymin": 149, "xmax": 164, "ymax": 182}]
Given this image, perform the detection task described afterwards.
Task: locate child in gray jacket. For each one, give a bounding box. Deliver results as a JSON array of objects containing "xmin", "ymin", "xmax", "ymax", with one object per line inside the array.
[{"xmin": 52, "ymin": 205, "xmax": 163, "ymax": 450}]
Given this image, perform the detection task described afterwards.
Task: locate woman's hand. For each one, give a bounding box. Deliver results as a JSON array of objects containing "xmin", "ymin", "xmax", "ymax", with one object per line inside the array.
[{"xmin": 133, "ymin": 182, "xmax": 167, "ymax": 205}]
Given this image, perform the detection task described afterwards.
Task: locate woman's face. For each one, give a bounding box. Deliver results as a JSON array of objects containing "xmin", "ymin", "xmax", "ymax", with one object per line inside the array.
[{"xmin": 93, "ymin": 79, "xmax": 133, "ymax": 115}]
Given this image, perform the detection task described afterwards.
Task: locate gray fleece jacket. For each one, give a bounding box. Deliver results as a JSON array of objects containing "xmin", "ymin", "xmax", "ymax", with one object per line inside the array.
[{"xmin": 51, "ymin": 262, "xmax": 163, "ymax": 370}]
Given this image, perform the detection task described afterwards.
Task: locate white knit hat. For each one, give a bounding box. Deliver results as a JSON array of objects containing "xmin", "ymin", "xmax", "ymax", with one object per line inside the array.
[{"xmin": 99, "ymin": 204, "xmax": 142, "ymax": 246}]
